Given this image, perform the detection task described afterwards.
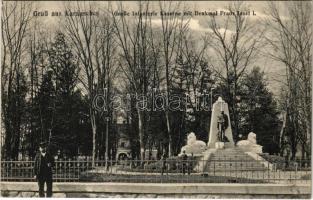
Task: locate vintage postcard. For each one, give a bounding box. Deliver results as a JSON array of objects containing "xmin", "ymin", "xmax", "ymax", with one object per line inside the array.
[{"xmin": 0, "ymin": 0, "xmax": 311, "ymax": 198}]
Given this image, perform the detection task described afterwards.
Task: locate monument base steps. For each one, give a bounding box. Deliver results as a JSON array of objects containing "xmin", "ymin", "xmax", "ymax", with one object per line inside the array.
[{"xmin": 204, "ymin": 147, "xmax": 268, "ymax": 172}]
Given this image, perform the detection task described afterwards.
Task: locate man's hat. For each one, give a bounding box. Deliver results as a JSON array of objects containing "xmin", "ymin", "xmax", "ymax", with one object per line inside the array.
[{"xmin": 39, "ymin": 141, "xmax": 48, "ymax": 147}]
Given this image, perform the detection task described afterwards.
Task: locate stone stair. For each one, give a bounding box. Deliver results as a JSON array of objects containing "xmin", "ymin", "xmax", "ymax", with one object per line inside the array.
[{"xmin": 204, "ymin": 147, "xmax": 268, "ymax": 172}]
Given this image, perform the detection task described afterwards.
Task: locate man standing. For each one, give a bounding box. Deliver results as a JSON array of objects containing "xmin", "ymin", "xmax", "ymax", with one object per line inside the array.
[{"xmin": 34, "ymin": 142, "xmax": 55, "ymax": 197}]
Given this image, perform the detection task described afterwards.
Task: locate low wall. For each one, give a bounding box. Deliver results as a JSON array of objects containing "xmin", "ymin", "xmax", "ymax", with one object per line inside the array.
[
  {"xmin": 1, "ymin": 182, "xmax": 311, "ymax": 198},
  {"xmin": 245, "ymin": 151, "xmax": 274, "ymax": 170}
]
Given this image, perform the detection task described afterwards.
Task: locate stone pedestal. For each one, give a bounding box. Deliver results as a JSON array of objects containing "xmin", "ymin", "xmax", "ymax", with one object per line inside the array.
[{"xmin": 215, "ymin": 142, "xmax": 225, "ymax": 149}]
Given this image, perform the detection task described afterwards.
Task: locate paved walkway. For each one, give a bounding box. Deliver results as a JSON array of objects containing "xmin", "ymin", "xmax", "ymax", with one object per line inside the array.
[{"xmin": 1, "ymin": 181, "xmax": 311, "ymax": 194}]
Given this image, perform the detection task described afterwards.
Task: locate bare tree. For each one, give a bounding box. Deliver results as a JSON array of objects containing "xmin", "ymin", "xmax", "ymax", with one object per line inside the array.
[
  {"xmin": 178, "ymin": 34, "xmax": 212, "ymax": 111},
  {"xmin": 171, "ymin": 33, "xmax": 214, "ymax": 152},
  {"xmin": 266, "ymin": 2, "xmax": 312, "ymax": 160},
  {"xmin": 207, "ymin": 2, "xmax": 264, "ymax": 142},
  {"xmin": 26, "ymin": 19, "xmax": 51, "ymax": 157},
  {"xmin": 158, "ymin": 1, "xmax": 190, "ymax": 156},
  {"xmin": 1, "ymin": 1, "xmax": 33, "ymax": 159},
  {"xmin": 112, "ymin": 1, "xmax": 159, "ymax": 161},
  {"xmin": 62, "ymin": 1, "xmax": 117, "ymax": 166}
]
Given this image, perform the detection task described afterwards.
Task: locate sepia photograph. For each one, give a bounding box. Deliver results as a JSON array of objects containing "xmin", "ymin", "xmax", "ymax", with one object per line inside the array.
[{"xmin": 0, "ymin": 0, "xmax": 311, "ymax": 198}]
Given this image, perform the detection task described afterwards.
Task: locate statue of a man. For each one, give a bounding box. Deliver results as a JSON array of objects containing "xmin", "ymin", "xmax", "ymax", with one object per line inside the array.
[{"xmin": 217, "ymin": 111, "xmax": 229, "ymax": 142}]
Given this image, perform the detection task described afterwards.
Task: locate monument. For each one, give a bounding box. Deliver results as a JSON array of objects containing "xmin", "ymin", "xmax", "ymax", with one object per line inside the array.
[
  {"xmin": 176, "ymin": 97, "xmax": 268, "ymax": 174},
  {"xmin": 207, "ymin": 97, "xmax": 234, "ymax": 149}
]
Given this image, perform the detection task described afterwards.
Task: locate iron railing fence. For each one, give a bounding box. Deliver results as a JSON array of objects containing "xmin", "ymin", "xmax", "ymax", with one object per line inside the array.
[{"xmin": 1, "ymin": 159, "xmax": 311, "ymax": 183}]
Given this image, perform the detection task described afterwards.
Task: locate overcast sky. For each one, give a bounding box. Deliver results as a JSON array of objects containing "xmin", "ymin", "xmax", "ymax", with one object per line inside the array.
[{"xmin": 29, "ymin": 1, "xmax": 293, "ymax": 96}]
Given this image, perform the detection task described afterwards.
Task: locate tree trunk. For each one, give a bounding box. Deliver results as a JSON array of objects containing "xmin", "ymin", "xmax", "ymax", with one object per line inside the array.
[
  {"xmin": 301, "ymin": 143, "xmax": 306, "ymax": 160},
  {"xmin": 279, "ymin": 112, "xmax": 287, "ymax": 153},
  {"xmin": 138, "ymin": 110, "xmax": 145, "ymax": 162},
  {"xmin": 90, "ymin": 109, "xmax": 97, "ymax": 167},
  {"xmin": 165, "ymin": 111, "xmax": 172, "ymax": 157}
]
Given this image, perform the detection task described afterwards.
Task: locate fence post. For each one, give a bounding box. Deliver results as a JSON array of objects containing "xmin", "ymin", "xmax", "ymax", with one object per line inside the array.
[
  {"xmin": 202, "ymin": 159, "xmax": 204, "ymax": 174},
  {"xmin": 295, "ymin": 162, "xmax": 298, "ymax": 183},
  {"xmin": 289, "ymin": 166, "xmax": 292, "ymax": 182},
  {"xmin": 267, "ymin": 161, "xmax": 270, "ymax": 183},
  {"xmin": 213, "ymin": 160, "xmax": 215, "ymax": 176}
]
